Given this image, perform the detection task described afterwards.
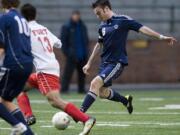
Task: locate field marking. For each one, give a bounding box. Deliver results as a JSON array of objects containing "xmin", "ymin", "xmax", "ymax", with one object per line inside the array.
[
  {"xmin": 98, "ymin": 121, "xmax": 180, "ymax": 126},
  {"xmin": 30, "ymin": 99, "xmax": 83, "ymax": 104},
  {"xmin": 96, "ymin": 123, "xmax": 129, "ymax": 127},
  {"xmin": 39, "ymin": 121, "xmax": 180, "ymax": 130},
  {"xmin": 149, "ymin": 104, "xmax": 180, "ymax": 110},
  {"xmin": 33, "ymin": 110, "xmax": 180, "ymax": 115},
  {"xmin": 0, "ymin": 127, "xmax": 11, "ymax": 130},
  {"xmin": 37, "ymin": 120, "xmax": 180, "ymax": 126},
  {"xmin": 139, "ymin": 98, "xmax": 164, "ymax": 101}
]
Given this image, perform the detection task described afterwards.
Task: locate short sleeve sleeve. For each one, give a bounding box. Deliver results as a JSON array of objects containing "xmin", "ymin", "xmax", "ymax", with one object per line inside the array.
[
  {"xmin": 123, "ymin": 16, "xmax": 143, "ymax": 32},
  {"xmin": 47, "ymin": 29, "xmax": 62, "ymax": 48}
]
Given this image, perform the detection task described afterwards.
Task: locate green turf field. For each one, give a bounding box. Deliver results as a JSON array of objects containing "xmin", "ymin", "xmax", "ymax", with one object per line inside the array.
[{"xmin": 0, "ymin": 90, "xmax": 180, "ymax": 135}]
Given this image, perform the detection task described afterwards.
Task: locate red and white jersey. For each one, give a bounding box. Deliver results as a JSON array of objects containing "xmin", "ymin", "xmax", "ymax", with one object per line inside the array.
[{"xmin": 29, "ymin": 21, "xmax": 62, "ymax": 76}]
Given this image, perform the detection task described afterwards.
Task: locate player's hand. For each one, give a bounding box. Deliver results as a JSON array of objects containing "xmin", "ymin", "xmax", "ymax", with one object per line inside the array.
[
  {"xmin": 83, "ymin": 64, "xmax": 91, "ymax": 75},
  {"xmin": 162, "ymin": 36, "xmax": 177, "ymax": 46}
]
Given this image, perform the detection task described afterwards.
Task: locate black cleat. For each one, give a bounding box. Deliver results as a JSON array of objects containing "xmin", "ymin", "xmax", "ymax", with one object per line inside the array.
[
  {"xmin": 125, "ymin": 95, "xmax": 133, "ymax": 114},
  {"xmin": 26, "ymin": 115, "xmax": 36, "ymax": 126}
]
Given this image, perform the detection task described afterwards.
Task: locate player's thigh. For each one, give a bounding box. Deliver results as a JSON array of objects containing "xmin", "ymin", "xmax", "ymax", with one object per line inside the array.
[
  {"xmin": 0, "ymin": 63, "xmax": 33, "ymax": 102},
  {"xmin": 37, "ymin": 72, "xmax": 60, "ymax": 95},
  {"xmin": 45, "ymin": 90, "xmax": 67, "ymax": 109},
  {"xmin": 25, "ymin": 73, "xmax": 39, "ymax": 90},
  {"xmin": 99, "ymin": 62, "xmax": 124, "ymax": 87}
]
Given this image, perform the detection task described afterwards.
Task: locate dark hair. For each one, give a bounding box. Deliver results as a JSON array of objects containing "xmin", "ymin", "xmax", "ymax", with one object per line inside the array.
[
  {"xmin": 72, "ymin": 10, "xmax": 80, "ymax": 15},
  {"xmin": 21, "ymin": 3, "xmax": 36, "ymax": 21},
  {"xmin": 92, "ymin": 0, "xmax": 112, "ymax": 9},
  {"xmin": 1, "ymin": 0, "xmax": 20, "ymax": 9}
]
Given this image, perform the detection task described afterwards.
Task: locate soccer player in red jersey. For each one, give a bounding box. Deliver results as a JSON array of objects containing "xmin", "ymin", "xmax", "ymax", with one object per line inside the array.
[{"xmin": 17, "ymin": 4, "xmax": 95, "ymax": 135}]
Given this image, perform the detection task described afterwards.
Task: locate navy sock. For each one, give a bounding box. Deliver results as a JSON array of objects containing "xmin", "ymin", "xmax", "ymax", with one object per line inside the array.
[
  {"xmin": 80, "ymin": 91, "xmax": 97, "ymax": 112},
  {"xmin": 11, "ymin": 109, "xmax": 34, "ymax": 135},
  {"xmin": 108, "ymin": 89, "xmax": 128, "ymax": 106},
  {"xmin": 0, "ymin": 103, "xmax": 19, "ymax": 126}
]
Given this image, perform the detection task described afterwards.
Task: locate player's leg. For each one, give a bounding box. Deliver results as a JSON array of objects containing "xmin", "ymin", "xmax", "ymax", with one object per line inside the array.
[
  {"xmin": 17, "ymin": 73, "xmax": 38, "ymax": 126},
  {"xmin": 1, "ymin": 63, "xmax": 34, "ymax": 134},
  {"xmin": 0, "ymin": 99, "xmax": 20, "ymax": 126},
  {"xmin": 46, "ymin": 91, "xmax": 96, "ymax": 135},
  {"xmin": 37, "ymin": 73, "xmax": 90, "ymax": 122},
  {"xmin": 17, "ymin": 92, "xmax": 36, "ymax": 126},
  {"xmin": 80, "ymin": 62, "xmax": 115, "ymax": 113},
  {"xmin": 0, "ymin": 68, "xmax": 21, "ymax": 127},
  {"xmin": 98, "ymin": 62, "xmax": 133, "ymax": 114},
  {"xmin": 99, "ymin": 87, "xmax": 133, "ymax": 114},
  {"xmin": 80, "ymin": 76, "xmax": 104, "ymax": 112},
  {"xmin": 38, "ymin": 73, "xmax": 96, "ymax": 135}
]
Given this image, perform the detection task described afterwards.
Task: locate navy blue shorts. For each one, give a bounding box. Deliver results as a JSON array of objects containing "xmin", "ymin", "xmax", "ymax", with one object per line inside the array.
[
  {"xmin": 0, "ymin": 63, "xmax": 33, "ymax": 101},
  {"xmin": 98, "ymin": 62, "xmax": 124, "ymax": 87}
]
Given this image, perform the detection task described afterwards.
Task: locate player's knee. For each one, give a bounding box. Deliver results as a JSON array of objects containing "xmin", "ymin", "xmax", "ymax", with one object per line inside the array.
[
  {"xmin": 99, "ymin": 88, "xmax": 110, "ymax": 99},
  {"xmin": 90, "ymin": 77, "xmax": 103, "ymax": 90},
  {"xmin": 46, "ymin": 94, "xmax": 66, "ymax": 110}
]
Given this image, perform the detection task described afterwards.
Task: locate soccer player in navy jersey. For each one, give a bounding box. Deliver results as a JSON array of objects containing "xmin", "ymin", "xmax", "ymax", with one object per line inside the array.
[
  {"xmin": 0, "ymin": 0, "xmax": 34, "ymax": 134},
  {"xmin": 80, "ymin": 0, "xmax": 177, "ymax": 113}
]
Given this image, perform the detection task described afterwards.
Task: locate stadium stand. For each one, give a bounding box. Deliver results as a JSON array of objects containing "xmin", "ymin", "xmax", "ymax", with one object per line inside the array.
[
  {"xmin": 21, "ymin": 0, "xmax": 180, "ymax": 39},
  {"xmin": 20, "ymin": 0, "xmax": 180, "ymax": 83}
]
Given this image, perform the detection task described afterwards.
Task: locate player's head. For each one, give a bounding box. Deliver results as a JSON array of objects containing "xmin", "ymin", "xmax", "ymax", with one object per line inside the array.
[
  {"xmin": 92, "ymin": 0, "xmax": 112, "ymax": 21},
  {"xmin": 71, "ymin": 10, "xmax": 81, "ymax": 23},
  {"xmin": 21, "ymin": 3, "xmax": 36, "ymax": 21},
  {"xmin": 1, "ymin": 0, "xmax": 20, "ymax": 9}
]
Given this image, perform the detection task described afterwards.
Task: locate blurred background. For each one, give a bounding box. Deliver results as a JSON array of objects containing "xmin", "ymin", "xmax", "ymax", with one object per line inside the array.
[{"xmin": 18, "ymin": 0, "xmax": 180, "ymax": 90}]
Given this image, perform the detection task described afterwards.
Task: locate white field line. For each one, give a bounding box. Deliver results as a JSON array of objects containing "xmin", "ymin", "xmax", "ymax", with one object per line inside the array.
[
  {"xmin": 41, "ymin": 125, "xmax": 75, "ymax": 128},
  {"xmin": 30, "ymin": 99, "xmax": 83, "ymax": 104},
  {"xmin": 1, "ymin": 121, "xmax": 179, "ymax": 130},
  {"xmin": 29, "ymin": 98, "xmax": 165, "ymax": 104},
  {"xmin": 32, "ymin": 110, "xmax": 180, "ymax": 115},
  {"xmin": 39, "ymin": 121, "xmax": 180, "ymax": 129},
  {"xmin": 149, "ymin": 104, "xmax": 180, "ymax": 110},
  {"xmin": 0, "ymin": 127, "xmax": 11, "ymax": 130},
  {"xmin": 39, "ymin": 121, "xmax": 180, "ymax": 126},
  {"xmin": 139, "ymin": 98, "xmax": 164, "ymax": 101}
]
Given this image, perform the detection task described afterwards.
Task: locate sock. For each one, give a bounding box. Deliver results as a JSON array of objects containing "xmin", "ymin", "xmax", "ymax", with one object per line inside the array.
[
  {"xmin": 65, "ymin": 103, "xmax": 89, "ymax": 123},
  {"xmin": 108, "ymin": 89, "xmax": 128, "ymax": 106},
  {"xmin": 0, "ymin": 103, "xmax": 19, "ymax": 126},
  {"xmin": 80, "ymin": 91, "xmax": 97, "ymax": 112},
  {"xmin": 11, "ymin": 109, "xmax": 34, "ymax": 135},
  {"xmin": 17, "ymin": 92, "xmax": 33, "ymax": 117}
]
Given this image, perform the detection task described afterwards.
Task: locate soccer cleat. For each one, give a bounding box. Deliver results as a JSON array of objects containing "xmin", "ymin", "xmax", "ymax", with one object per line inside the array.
[
  {"xmin": 11, "ymin": 122, "xmax": 27, "ymax": 135},
  {"xmin": 125, "ymin": 95, "xmax": 133, "ymax": 114},
  {"xmin": 79, "ymin": 117, "xmax": 96, "ymax": 135},
  {"xmin": 26, "ymin": 115, "xmax": 36, "ymax": 126}
]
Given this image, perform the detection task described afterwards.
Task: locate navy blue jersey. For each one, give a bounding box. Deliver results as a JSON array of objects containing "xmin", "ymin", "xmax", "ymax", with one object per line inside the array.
[
  {"xmin": 0, "ymin": 9, "xmax": 33, "ymax": 68},
  {"xmin": 98, "ymin": 15, "xmax": 143, "ymax": 65}
]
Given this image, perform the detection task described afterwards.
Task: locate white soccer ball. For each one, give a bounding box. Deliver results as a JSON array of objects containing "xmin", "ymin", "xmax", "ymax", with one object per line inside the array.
[{"xmin": 52, "ymin": 112, "xmax": 70, "ymax": 130}]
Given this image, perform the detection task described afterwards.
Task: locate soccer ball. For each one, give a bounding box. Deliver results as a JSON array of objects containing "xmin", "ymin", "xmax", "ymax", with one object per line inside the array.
[{"xmin": 52, "ymin": 112, "xmax": 70, "ymax": 130}]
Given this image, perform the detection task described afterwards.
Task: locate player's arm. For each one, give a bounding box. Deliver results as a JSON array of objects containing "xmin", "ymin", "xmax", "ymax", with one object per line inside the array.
[
  {"xmin": 83, "ymin": 42, "xmax": 102, "ymax": 75},
  {"xmin": 124, "ymin": 16, "xmax": 177, "ymax": 46},
  {"xmin": 139, "ymin": 26, "xmax": 177, "ymax": 46},
  {"xmin": 0, "ymin": 48, "xmax": 4, "ymax": 59}
]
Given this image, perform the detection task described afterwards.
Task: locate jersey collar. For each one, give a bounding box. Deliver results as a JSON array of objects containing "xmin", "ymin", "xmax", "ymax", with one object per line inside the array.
[{"xmin": 28, "ymin": 20, "xmax": 37, "ymax": 25}]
